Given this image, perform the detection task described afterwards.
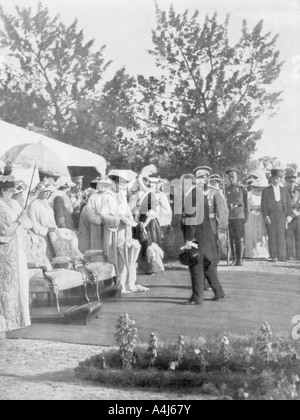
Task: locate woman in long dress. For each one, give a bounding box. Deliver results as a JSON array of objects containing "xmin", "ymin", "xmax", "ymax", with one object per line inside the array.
[
  {"xmin": 133, "ymin": 175, "xmax": 164, "ymax": 275},
  {"xmin": 245, "ymin": 175, "xmax": 269, "ymax": 259},
  {"xmin": 0, "ymin": 173, "xmax": 31, "ymax": 332},
  {"xmin": 100, "ymin": 170, "xmax": 148, "ymax": 294},
  {"xmin": 27, "ymin": 182, "xmax": 58, "ymax": 259}
]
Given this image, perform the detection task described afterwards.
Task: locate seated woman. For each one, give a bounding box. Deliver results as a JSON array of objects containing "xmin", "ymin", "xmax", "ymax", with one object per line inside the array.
[
  {"xmin": 0, "ymin": 168, "xmax": 31, "ymax": 332},
  {"xmin": 27, "ymin": 182, "xmax": 58, "ymax": 259}
]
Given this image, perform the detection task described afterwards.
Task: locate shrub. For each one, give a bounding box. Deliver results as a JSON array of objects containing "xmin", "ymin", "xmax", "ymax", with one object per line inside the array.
[
  {"xmin": 75, "ymin": 321, "xmax": 300, "ymax": 400},
  {"xmin": 115, "ymin": 313, "xmax": 138, "ymax": 369}
]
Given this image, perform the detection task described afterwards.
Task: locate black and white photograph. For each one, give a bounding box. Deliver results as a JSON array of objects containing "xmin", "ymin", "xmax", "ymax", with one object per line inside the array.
[{"xmin": 0, "ymin": 0, "xmax": 300, "ymax": 402}]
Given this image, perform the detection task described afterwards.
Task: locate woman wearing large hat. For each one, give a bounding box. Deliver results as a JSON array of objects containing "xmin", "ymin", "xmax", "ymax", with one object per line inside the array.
[
  {"xmin": 99, "ymin": 170, "xmax": 148, "ymax": 294},
  {"xmin": 245, "ymin": 172, "xmax": 270, "ymax": 259},
  {"xmin": 0, "ymin": 167, "xmax": 31, "ymax": 333}
]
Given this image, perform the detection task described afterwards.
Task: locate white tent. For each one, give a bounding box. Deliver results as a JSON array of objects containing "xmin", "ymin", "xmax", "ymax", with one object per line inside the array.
[{"xmin": 0, "ymin": 120, "xmax": 107, "ymax": 175}]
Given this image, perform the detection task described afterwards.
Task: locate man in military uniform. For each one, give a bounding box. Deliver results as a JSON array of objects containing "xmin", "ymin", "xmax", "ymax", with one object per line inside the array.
[
  {"xmin": 182, "ymin": 166, "xmax": 228, "ymax": 305},
  {"xmin": 210, "ymin": 174, "xmax": 223, "ymax": 191},
  {"xmin": 225, "ymin": 168, "xmax": 249, "ymax": 266},
  {"xmin": 285, "ymin": 169, "xmax": 300, "ymax": 261}
]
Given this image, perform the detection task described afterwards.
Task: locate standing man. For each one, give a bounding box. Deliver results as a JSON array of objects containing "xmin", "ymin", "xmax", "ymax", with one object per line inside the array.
[
  {"xmin": 285, "ymin": 169, "xmax": 300, "ymax": 261},
  {"xmin": 225, "ymin": 168, "xmax": 249, "ymax": 266},
  {"xmin": 210, "ymin": 174, "xmax": 223, "ymax": 191},
  {"xmin": 182, "ymin": 166, "xmax": 227, "ymax": 305},
  {"xmin": 261, "ymin": 169, "xmax": 292, "ymax": 262},
  {"xmin": 70, "ymin": 175, "xmax": 84, "ymax": 230}
]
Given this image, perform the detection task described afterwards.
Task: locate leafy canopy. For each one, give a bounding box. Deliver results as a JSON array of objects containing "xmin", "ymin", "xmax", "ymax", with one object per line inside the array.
[{"xmin": 136, "ymin": 5, "xmax": 284, "ymax": 177}]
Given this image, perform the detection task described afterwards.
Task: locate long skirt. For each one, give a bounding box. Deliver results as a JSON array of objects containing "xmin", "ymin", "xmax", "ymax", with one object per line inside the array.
[{"xmin": 0, "ymin": 231, "xmax": 30, "ymax": 332}]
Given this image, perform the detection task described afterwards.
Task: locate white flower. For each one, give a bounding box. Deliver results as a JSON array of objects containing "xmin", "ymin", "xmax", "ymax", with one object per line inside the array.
[
  {"xmin": 245, "ymin": 347, "xmax": 254, "ymax": 356},
  {"xmin": 169, "ymin": 361, "xmax": 179, "ymax": 371},
  {"xmin": 221, "ymin": 336, "xmax": 230, "ymax": 346},
  {"xmin": 194, "ymin": 349, "xmax": 201, "ymax": 355}
]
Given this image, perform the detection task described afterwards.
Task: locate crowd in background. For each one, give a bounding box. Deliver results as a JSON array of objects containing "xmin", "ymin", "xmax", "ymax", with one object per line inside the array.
[{"xmin": 1, "ymin": 162, "xmax": 300, "ymax": 333}]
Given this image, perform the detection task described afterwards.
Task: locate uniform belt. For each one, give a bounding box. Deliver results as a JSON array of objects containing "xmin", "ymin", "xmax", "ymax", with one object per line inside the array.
[{"xmin": 209, "ymin": 213, "xmax": 217, "ymax": 219}]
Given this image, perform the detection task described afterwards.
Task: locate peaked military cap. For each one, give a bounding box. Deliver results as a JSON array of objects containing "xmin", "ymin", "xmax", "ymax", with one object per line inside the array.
[{"xmin": 193, "ymin": 166, "xmax": 212, "ymax": 177}]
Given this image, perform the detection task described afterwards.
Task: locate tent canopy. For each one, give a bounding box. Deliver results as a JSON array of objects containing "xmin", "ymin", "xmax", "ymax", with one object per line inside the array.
[{"xmin": 0, "ymin": 120, "xmax": 107, "ymax": 176}]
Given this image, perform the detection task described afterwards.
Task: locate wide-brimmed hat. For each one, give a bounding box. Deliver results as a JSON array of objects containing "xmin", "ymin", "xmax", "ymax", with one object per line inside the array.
[
  {"xmin": 13, "ymin": 180, "xmax": 28, "ymax": 195},
  {"xmin": 59, "ymin": 180, "xmax": 76, "ymax": 190},
  {"xmin": 285, "ymin": 169, "xmax": 297, "ymax": 180},
  {"xmin": 193, "ymin": 166, "xmax": 212, "ymax": 177},
  {"xmin": 33, "ymin": 182, "xmax": 55, "ymax": 194},
  {"xmin": 251, "ymin": 175, "xmax": 269, "ymax": 188},
  {"xmin": 96, "ymin": 178, "xmax": 112, "ymax": 191},
  {"xmin": 0, "ymin": 175, "xmax": 15, "ymax": 189},
  {"xmin": 108, "ymin": 170, "xmax": 137, "ymax": 183}
]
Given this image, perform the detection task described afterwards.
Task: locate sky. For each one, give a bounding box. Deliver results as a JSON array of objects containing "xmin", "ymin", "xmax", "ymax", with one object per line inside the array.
[{"xmin": 0, "ymin": 0, "xmax": 299, "ymax": 166}]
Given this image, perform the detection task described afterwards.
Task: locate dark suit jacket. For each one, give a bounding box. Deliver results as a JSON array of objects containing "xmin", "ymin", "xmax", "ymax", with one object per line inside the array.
[
  {"xmin": 182, "ymin": 187, "xmax": 224, "ymax": 264},
  {"xmin": 261, "ymin": 186, "xmax": 292, "ymax": 219}
]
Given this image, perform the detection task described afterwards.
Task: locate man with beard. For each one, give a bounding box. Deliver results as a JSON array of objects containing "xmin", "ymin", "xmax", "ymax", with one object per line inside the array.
[{"xmin": 181, "ymin": 166, "xmax": 228, "ymax": 305}]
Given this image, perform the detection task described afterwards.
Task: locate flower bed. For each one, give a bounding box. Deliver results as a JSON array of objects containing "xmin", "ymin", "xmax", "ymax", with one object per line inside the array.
[{"xmin": 75, "ymin": 317, "xmax": 300, "ymax": 400}]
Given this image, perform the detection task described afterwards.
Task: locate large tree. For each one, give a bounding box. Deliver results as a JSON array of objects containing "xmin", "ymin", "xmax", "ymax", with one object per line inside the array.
[
  {"xmin": 0, "ymin": 2, "xmax": 111, "ymax": 139},
  {"xmin": 136, "ymin": 5, "xmax": 284, "ymax": 178}
]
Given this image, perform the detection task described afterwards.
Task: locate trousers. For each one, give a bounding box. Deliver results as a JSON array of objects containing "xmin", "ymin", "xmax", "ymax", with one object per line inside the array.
[
  {"xmin": 266, "ymin": 211, "xmax": 286, "ymax": 260},
  {"xmin": 286, "ymin": 218, "xmax": 300, "ymax": 260},
  {"xmin": 188, "ymin": 256, "xmax": 225, "ymax": 303}
]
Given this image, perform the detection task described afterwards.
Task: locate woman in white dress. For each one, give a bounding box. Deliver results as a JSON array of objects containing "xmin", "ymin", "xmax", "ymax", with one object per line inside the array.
[
  {"xmin": 245, "ymin": 174, "xmax": 269, "ymax": 259},
  {"xmin": 100, "ymin": 170, "xmax": 148, "ymax": 294},
  {"xmin": 27, "ymin": 182, "xmax": 57, "ymax": 259},
  {"xmin": 0, "ymin": 172, "xmax": 31, "ymax": 332}
]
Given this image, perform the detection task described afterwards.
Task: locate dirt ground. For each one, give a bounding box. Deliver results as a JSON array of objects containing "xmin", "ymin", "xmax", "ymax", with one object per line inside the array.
[
  {"xmin": 0, "ymin": 260, "xmax": 299, "ymax": 400},
  {"xmin": 0, "ymin": 339, "xmax": 211, "ymax": 401}
]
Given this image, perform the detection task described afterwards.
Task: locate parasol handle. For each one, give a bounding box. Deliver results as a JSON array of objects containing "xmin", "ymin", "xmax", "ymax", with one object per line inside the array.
[{"xmin": 24, "ymin": 164, "xmax": 37, "ymax": 209}]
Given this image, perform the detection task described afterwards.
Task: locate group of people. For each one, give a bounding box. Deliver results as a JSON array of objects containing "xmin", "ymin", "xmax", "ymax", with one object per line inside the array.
[
  {"xmin": 1, "ymin": 160, "xmax": 299, "ymax": 332},
  {"xmin": 180, "ymin": 165, "xmax": 300, "ymax": 305},
  {"xmin": 224, "ymin": 167, "xmax": 300, "ymax": 264}
]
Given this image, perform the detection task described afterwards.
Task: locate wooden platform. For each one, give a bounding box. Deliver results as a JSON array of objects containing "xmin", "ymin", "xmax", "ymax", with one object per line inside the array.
[{"xmin": 7, "ymin": 269, "xmax": 300, "ymax": 347}]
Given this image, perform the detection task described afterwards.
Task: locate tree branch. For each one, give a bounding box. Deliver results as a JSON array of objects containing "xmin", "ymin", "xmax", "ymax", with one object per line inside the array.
[{"xmin": 176, "ymin": 42, "xmax": 208, "ymax": 114}]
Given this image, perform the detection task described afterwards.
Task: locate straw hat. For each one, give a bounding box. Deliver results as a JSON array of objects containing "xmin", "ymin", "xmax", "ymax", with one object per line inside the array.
[
  {"xmin": 251, "ymin": 174, "xmax": 269, "ymax": 188},
  {"xmin": 33, "ymin": 182, "xmax": 55, "ymax": 194}
]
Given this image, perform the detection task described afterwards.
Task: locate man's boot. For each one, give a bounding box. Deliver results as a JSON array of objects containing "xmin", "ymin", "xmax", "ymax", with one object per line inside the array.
[
  {"xmin": 236, "ymin": 239, "xmax": 245, "ymax": 266},
  {"xmin": 230, "ymin": 241, "xmax": 237, "ymax": 266}
]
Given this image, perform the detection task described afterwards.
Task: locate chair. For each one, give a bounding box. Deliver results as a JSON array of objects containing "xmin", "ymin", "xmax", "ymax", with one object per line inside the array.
[
  {"xmin": 48, "ymin": 229, "xmax": 119, "ymax": 302},
  {"xmin": 27, "ymin": 232, "xmax": 89, "ymax": 316}
]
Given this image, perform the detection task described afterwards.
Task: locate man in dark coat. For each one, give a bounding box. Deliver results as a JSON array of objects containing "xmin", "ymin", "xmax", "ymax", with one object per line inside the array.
[
  {"xmin": 182, "ymin": 166, "xmax": 227, "ymax": 305},
  {"xmin": 225, "ymin": 168, "xmax": 249, "ymax": 266},
  {"xmin": 284, "ymin": 169, "xmax": 300, "ymax": 260},
  {"xmin": 261, "ymin": 169, "xmax": 292, "ymax": 262}
]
